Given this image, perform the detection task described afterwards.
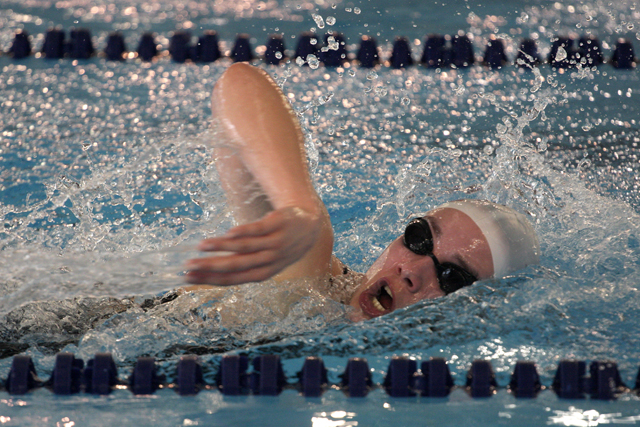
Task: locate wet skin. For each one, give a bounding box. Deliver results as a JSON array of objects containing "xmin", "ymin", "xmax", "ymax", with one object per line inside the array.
[{"xmin": 348, "ymin": 207, "xmax": 495, "ymax": 321}]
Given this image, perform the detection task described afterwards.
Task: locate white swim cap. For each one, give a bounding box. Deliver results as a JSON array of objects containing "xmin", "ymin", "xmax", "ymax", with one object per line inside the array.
[{"xmin": 439, "ymin": 199, "xmax": 540, "ymax": 278}]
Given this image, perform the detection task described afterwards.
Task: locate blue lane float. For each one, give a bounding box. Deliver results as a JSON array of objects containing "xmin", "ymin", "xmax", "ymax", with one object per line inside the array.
[
  {"xmin": 67, "ymin": 28, "xmax": 94, "ymax": 59},
  {"xmin": 516, "ymin": 38, "xmax": 542, "ymax": 68},
  {"xmin": 589, "ymin": 361, "xmax": 625, "ymax": 400},
  {"xmin": 249, "ymin": 355, "xmax": 287, "ymax": 396},
  {"xmin": 577, "ymin": 35, "xmax": 604, "ymax": 66},
  {"xmin": 356, "ymin": 35, "xmax": 379, "ymax": 68},
  {"xmin": 415, "ymin": 358, "xmax": 454, "ymax": 397},
  {"xmin": 231, "ymin": 33, "xmax": 254, "ymax": 63},
  {"xmin": 8, "ymin": 30, "xmax": 31, "ymax": 59},
  {"xmin": 451, "ymin": 34, "xmax": 475, "ymax": 68},
  {"xmin": 195, "ymin": 31, "xmax": 221, "ymax": 63},
  {"xmin": 1, "ymin": 353, "xmax": 637, "ymax": 400},
  {"xmin": 47, "ymin": 353, "xmax": 84, "ymax": 395},
  {"xmin": 483, "ymin": 36, "xmax": 508, "ymax": 70},
  {"xmin": 421, "ymin": 34, "xmax": 447, "ymax": 68},
  {"xmin": 42, "ymin": 28, "xmax": 65, "ymax": 59},
  {"xmin": 339, "ymin": 358, "xmax": 373, "ymax": 398},
  {"xmin": 466, "ymin": 359, "xmax": 498, "ymax": 398},
  {"xmin": 383, "ymin": 357, "xmax": 417, "ymax": 397},
  {"xmin": 612, "ymin": 38, "xmax": 637, "ymax": 69},
  {"xmin": 4, "ymin": 29, "xmax": 638, "ymax": 70},
  {"xmin": 169, "ymin": 31, "xmax": 192, "ymax": 63},
  {"xmin": 217, "ymin": 354, "xmax": 250, "ymax": 395},
  {"xmin": 137, "ymin": 33, "xmax": 158, "ymax": 62},
  {"xmin": 5, "ymin": 355, "xmax": 40, "ymax": 395},
  {"xmin": 264, "ymin": 34, "xmax": 286, "ymax": 65},
  {"xmin": 298, "ymin": 356, "xmax": 328, "ymax": 397},
  {"xmin": 509, "ymin": 361, "xmax": 541, "ymax": 398},
  {"xmin": 84, "ymin": 353, "xmax": 119, "ymax": 395},
  {"xmin": 130, "ymin": 357, "xmax": 162, "ymax": 395},
  {"xmin": 390, "ymin": 36, "xmax": 413, "ymax": 69},
  {"xmin": 175, "ymin": 355, "xmax": 205, "ymax": 396},
  {"xmin": 320, "ymin": 32, "xmax": 348, "ymax": 67},
  {"xmin": 104, "ymin": 33, "xmax": 126, "ymax": 61},
  {"xmin": 294, "ymin": 32, "xmax": 319, "ymax": 65}
]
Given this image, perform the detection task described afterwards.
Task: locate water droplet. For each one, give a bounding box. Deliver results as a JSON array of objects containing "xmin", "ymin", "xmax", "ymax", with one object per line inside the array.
[
  {"xmin": 483, "ymin": 145, "xmax": 495, "ymax": 155},
  {"xmin": 366, "ymin": 70, "xmax": 378, "ymax": 80},
  {"xmin": 310, "ymin": 38, "xmax": 317, "ymax": 45},
  {"xmin": 628, "ymin": 23, "xmax": 635, "ymax": 30},
  {"xmin": 296, "ymin": 56, "xmax": 305, "ymax": 66},
  {"xmin": 345, "ymin": 7, "xmax": 352, "ymax": 12},
  {"xmin": 454, "ymin": 85, "xmax": 465, "ymax": 96},
  {"xmin": 537, "ymin": 139, "xmax": 548, "ymax": 152},
  {"xmin": 275, "ymin": 51, "xmax": 282, "ymax": 59},
  {"xmin": 82, "ymin": 142, "xmax": 91, "ymax": 151},
  {"xmin": 326, "ymin": 16, "xmax": 336, "ymax": 25},
  {"xmin": 400, "ymin": 97, "xmax": 410, "ymax": 106},
  {"xmin": 348, "ymin": 69, "xmax": 356, "ymax": 77},
  {"xmin": 374, "ymin": 86, "xmax": 387, "ymax": 96},
  {"xmin": 307, "ymin": 54, "xmax": 320, "ymax": 69},
  {"xmin": 578, "ymin": 158, "xmax": 592, "ymax": 170},
  {"xmin": 555, "ymin": 46, "xmax": 567, "ymax": 61},
  {"xmin": 312, "ymin": 14, "xmax": 325, "ymax": 29},
  {"xmin": 354, "ymin": 7, "xmax": 361, "ymax": 14}
]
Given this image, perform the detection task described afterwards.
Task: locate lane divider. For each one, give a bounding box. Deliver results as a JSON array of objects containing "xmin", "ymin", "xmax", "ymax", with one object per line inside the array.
[
  {"xmin": 1, "ymin": 352, "xmax": 635, "ymax": 400},
  {"xmin": 4, "ymin": 29, "xmax": 638, "ymax": 69}
]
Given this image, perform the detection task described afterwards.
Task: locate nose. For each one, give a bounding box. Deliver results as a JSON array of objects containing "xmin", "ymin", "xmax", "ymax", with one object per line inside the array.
[{"xmin": 397, "ymin": 255, "xmax": 437, "ymax": 294}]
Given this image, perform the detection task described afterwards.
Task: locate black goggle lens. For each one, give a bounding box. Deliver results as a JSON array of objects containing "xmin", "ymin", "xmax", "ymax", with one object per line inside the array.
[
  {"xmin": 402, "ymin": 217, "xmax": 477, "ymax": 295},
  {"xmin": 438, "ymin": 263, "xmax": 476, "ymax": 294},
  {"xmin": 403, "ymin": 218, "xmax": 433, "ymax": 255}
]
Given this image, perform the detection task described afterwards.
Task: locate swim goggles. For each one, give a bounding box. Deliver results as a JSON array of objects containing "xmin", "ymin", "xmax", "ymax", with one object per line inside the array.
[{"xmin": 403, "ymin": 218, "xmax": 478, "ymax": 295}]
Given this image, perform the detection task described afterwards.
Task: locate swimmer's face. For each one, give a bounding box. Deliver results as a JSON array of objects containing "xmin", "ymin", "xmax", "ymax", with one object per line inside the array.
[{"xmin": 349, "ymin": 207, "xmax": 494, "ymax": 321}]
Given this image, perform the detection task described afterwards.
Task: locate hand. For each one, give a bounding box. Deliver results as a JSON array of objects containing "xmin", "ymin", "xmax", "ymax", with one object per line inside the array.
[{"xmin": 185, "ymin": 207, "xmax": 322, "ymax": 286}]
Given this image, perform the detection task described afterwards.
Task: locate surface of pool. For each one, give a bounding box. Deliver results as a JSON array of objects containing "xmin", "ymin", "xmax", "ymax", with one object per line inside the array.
[{"xmin": 1, "ymin": 0, "xmax": 640, "ymax": 425}]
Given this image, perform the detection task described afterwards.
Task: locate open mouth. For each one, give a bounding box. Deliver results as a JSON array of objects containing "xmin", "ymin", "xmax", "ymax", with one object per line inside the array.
[{"xmin": 371, "ymin": 284, "xmax": 393, "ymax": 312}]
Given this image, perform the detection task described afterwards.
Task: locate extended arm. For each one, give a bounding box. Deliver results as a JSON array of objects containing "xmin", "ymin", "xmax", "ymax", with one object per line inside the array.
[{"xmin": 186, "ymin": 63, "xmax": 340, "ymax": 286}]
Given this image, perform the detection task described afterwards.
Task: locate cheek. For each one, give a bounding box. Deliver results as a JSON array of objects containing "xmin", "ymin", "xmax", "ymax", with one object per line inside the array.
[{"xmin": 363, "ymin": 248, "xmax": 390, "ymax": 281}]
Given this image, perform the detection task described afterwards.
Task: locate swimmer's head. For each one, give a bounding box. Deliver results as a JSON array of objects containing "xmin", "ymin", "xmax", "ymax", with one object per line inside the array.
[{"xmin": 349, "ymin": 199, "xmax": 540, "ymax": 321}]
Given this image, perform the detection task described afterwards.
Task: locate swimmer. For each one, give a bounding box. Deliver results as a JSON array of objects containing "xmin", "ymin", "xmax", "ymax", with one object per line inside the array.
[{"xmin": 185, "ymin": 63, "xmax": 539, "ymax": 321}]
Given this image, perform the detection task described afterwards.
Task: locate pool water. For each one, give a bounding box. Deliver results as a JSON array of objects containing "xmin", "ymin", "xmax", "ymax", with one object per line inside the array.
[{"xmin": 2, "ymin": 0, "xmax": 640, "ymax": 425}]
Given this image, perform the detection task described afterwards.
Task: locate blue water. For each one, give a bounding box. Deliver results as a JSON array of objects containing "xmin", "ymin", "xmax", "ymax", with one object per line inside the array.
[{"xmin": 2, "ymin": 0, "xmax": 640, "ymax": 425}]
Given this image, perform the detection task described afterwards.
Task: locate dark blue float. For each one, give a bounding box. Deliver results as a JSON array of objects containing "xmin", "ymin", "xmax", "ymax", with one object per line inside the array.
[
  {"xmin": 104, "ymin": 33, "xmax": 126, "ymax": 61},
  {"xmin": 2, "ymin": 352, "xmax": 640, "ymax": 401},
  {"xmin": 390, "ymin": 36, "xmax": 413, "ymax": 69},
  {"xmin": 231, "ymin": 33, "xmax": 254, "ymax": 62},
  {"xmin": 356, "ymin": 35, "xmax": 379, "ymax": 68},
  {"xmin": 9, "ymin": 30, "xmax": 31, "ymax": 59},
  {"xmin": 264, "ymin": 34, "xmax": 286, "ymax": 65}
]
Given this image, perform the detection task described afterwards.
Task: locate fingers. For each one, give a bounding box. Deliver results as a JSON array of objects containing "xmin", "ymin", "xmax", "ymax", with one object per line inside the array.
[
  {"xmin": 225, "ymin": 209, "xmax": 287, "ymax": 238},
  {"xmin": 198, "ymin": 211, "xmax": 287, "ymax": 252},
  {"xmin": 198, "ymin": 231, "xmax": 283, "ymax": 254},
  {"xmin": 185, "ymin": 207, "xmax": 322, "ymax": 286},
  {"xmin": 185, "ymin": 252, "xmax": 286, "ymax": 286},
  {"xmin": 186, "ymin": 250, "xmax": 278, "ymax": 274}
]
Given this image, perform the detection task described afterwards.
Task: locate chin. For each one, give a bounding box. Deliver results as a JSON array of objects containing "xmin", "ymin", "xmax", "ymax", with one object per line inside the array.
[
  {"xmin": 347, "ymin": 309, "xmax": 368, "ymax": 322},
  {"xmin": 347, "ymin": 294, "xmax": 370, "ymax": 322}
]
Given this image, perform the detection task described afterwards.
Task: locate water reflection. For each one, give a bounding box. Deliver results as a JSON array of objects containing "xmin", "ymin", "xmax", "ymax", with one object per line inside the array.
[
  {"xmin": 549, "ymin": 407, "xmax": 640, "ymax": 426},
  {"xmin": 312, "ymin": 411, "xmax": 358, "ymax": 427}
]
